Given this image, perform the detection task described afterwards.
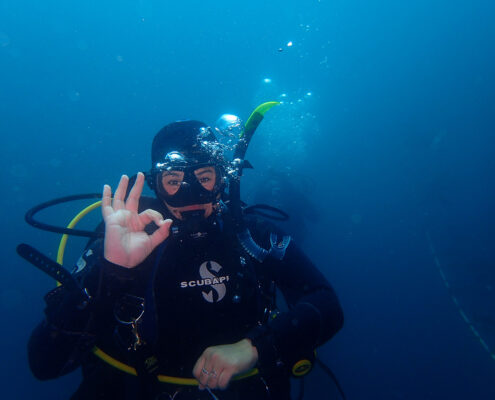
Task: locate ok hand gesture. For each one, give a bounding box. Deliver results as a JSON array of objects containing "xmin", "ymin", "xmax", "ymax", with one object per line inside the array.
[{"xmin": 102, "ymin": 172, "xmax": 172, "ymax": 268}]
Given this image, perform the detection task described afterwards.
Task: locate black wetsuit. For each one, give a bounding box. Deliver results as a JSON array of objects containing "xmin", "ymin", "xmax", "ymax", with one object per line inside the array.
[{"xmin": 28, "ymin": 197, "xmax": 343, "ymax": 400}]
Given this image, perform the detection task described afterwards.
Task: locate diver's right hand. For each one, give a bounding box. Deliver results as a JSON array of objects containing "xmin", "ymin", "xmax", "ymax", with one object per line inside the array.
[{"xmin": 101, "ymin": 172, "xmax": 172, "ymax": 268}]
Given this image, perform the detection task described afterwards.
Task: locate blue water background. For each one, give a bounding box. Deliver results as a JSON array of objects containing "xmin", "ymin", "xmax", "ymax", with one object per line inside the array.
[{"xmin": 1, "ymin": 0, "xmax": 495, "ymax": 398}]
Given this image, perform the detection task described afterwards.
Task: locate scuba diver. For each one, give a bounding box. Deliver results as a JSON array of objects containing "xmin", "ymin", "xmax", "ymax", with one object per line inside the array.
[{"xmin": 25, "ymin": 112, "xmax": 344, "ymax": 400}]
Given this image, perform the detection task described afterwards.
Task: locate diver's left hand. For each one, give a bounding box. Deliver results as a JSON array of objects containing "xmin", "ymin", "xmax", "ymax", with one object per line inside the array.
[{"xmin": 193, "ymin": 339, "xmax": 259, "ymax": 390}]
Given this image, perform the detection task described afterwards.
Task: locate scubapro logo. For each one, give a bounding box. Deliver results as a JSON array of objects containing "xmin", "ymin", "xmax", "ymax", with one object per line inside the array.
[{"xmin": 179, "ymin": 261, "xmax": 229, "ymax": 303}]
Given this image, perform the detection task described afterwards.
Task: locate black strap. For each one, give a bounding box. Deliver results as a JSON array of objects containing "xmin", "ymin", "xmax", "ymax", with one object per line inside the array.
[
  {"xmin": 142, "ymin": 240, "xmax": 169, "ymax": 346},
  {"xmin": 130, "ymin": 346, "xmax": 161, "ymax": 400},
  {"xmin": 129, "ymin": 240, "xmax": 170, "ymax": 399},
  {"xmin": 17, "ymin": 244, "xmax": 80, "ymax": 292}
]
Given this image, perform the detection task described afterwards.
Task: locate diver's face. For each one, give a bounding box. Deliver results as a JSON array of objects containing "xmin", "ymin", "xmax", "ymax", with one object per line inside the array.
[{"xmin": 161, "ymin": 166, "xmax": 217, "ymax": 220}]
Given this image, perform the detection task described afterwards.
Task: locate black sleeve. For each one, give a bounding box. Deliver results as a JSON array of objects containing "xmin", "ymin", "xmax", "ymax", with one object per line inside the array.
[
  {"xmin": 245, "ymin": 222, "xmax": 344, "ymax": 376},
  {"xmin": 27, "ymin": 240, "xmax": 141, "ymax": 380}
]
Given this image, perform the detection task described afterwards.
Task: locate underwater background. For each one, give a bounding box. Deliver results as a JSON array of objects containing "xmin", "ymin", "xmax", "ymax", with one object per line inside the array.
[{"xmin": 1, "ymin": 0, "xmax": 495, "ymax": 398}]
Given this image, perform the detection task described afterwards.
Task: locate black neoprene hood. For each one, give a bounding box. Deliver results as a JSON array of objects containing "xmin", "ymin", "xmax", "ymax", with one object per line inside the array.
[
  {"xmin": 151, "ymin": 120, "xmax": 217, "ymax": 168},
  {"xmin": 149, "ymin": 120, "xmax": 225, "ymax": 207}
]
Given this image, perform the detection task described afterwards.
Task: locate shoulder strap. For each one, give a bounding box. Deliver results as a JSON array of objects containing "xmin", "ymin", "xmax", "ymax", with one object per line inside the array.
[
  {"xmin": 142, "ymin": 239, "xmax": 169, "ymax": 346},
  {"xmin": 123, "ymin": 239, "xmax": 169, "ymax": 400}
]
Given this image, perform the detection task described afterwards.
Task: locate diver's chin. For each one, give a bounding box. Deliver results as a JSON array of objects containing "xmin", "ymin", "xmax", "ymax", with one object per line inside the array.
[{"xmin": 165, "ymin": 202, "xmax": 214, "ymax": 220}]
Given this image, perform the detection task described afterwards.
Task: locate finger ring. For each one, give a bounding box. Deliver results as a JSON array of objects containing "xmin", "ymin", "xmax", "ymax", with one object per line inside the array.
[
  {"xmin": 202, "ymin": 368, "xmax": 209, "ymax": 375},
  {"xmin": 209, "ymin": 369, "xmax": 217, "ymax": 377}
]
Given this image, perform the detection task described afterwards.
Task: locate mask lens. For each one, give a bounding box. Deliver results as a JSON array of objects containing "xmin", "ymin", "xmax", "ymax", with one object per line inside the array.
[
  {"xmin": 160, "ymin": 170, "xmax": 185, "ymax": 196},
  {"xmin": 193, "ymin": 166, "xmax": 217, "ymax": 191}
]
